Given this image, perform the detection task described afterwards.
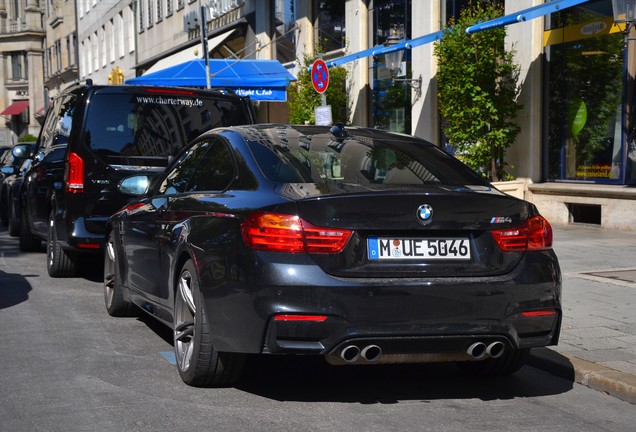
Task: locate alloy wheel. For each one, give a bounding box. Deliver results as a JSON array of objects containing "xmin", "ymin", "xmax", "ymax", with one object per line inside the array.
[
  {"xmin": 174, "ymin": 269, "xmax": 196, "ymax": 373},
  {"xmin": 104, "ymin": 239, "xmax": 116, "ymax": 308}
]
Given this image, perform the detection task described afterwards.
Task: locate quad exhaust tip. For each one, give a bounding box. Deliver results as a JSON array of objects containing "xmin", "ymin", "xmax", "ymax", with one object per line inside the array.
[
  {"xmin": 466, "ymin": 341, "xmax": 506, "ymax": 359},
  {"xmin": 340, "ymin": 345, "xmax": 383, "ymax": 363},
  {"xmin": 361, "ymin": 345, "xmax": 382, "ymax": 362},
  {"xmin": 486, "ymin": 341, "xmax": 505, "ymax": 358},
  {"xmin": 339, "ymin": 341, "xmax": 504, "ymax": 364},
  {"xmin": 340, "ymin": 345, "xmax": 361, "ymax": 363}
]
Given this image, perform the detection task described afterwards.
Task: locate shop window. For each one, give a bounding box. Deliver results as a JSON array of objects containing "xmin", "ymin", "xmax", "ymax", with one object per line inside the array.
[
  {"xmin": 317, "ymin": 1, "xmax": 345, "ymax": 53},
  {"xmin": 371, "ymin": 0, "xmax": 411, "ymax": 133},
  {"xmin": 274, "ymin": 0, "xmax": 297, "ymax": 64},
  {"xmin": 545, "ymin": 0, "xmax": 628, "ymax": 183}
]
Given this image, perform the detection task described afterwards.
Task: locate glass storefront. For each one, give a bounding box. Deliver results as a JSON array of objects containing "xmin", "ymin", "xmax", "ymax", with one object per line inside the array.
[
  {"xmin": 371, "ymin": 0, "xmax": 411, "ymax": 133},
  {"xmin": 545, "ymin": 0, "xmax": 629, "ymax": 183},
  {"xmin": 317, "ymin": 1, "xmax": 345, "ymax": 54}
]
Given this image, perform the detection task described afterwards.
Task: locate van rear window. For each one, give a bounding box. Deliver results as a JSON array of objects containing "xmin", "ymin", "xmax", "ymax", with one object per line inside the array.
[{"xmin": 84, "ymin": 93, "xmax": 249, "ymax": 167}]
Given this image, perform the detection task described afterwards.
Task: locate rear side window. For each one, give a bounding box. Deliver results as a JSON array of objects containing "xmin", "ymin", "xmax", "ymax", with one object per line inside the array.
[
  {"xmin": 157, "ymin": 141, "xmax": 212, "ymax": 195},
  {"xmin": 187, "ymin": 139, "xmax": 235, "ymax": 192},
  {"xmin": 83, "ymin": 92, "xmax": 249, "ymax": 168},
  {"xmin": 40, "ymin": 94, "xmax": 76, "ymax": 152},
  {"xmin": 246, "ymin": 130, "xmax": 489, "ymax": 187}
]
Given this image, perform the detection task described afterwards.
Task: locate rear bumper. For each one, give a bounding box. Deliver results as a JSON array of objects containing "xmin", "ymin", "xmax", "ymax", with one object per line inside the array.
[
  {"xmin": 198, "ymin": 250, "xmax": 562, "ymax": 360},
  {"xmin": 57, "ymin": 216, "xmax": 106, "ymax": 252}
]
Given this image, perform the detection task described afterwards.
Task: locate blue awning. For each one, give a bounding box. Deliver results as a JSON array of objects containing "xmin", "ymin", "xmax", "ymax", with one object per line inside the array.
[
  {"xmin": 466, "ymin": 0, "xmax": 592, "ymax": 34},
  {"xmin": 325, "ymin": 30, "xmax": 445, "ymax": 68},
  {"xmin": 126, "ymin": 59, "xmax": 296, "ymax": 102}
]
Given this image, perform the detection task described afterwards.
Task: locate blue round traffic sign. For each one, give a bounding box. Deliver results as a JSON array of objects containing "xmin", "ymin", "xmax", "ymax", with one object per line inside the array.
[{"xmin": 311, "ymin": 59, "xmax": 329, "ymax": 94}]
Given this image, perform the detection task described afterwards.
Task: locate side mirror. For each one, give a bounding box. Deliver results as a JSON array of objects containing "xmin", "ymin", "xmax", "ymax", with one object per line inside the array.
[
  {"xmin": 118, "ymin": 175, "xmax": 150, "ymax": 196},
  {"xmin": 12, "ymin": 143, "xmax": 33, "ymax": 158},
  {"xmin": 1, "ymin": 166, "xmax": 16, "ymax": 176}
]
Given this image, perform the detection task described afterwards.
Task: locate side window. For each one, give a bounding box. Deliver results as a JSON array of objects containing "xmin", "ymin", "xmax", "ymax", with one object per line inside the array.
[
  {"xmin": 187, "ymin": 139, "xmax": 235, "ymax": 192},
  {"xmin": 157, "ymin": 140, "xmax": 210, "ymax": 195},
  {"xmin": 40, "ymin": 94, "xmax": 76, "ymax": 152},
  {"xmin": 38, "ymin": 95, "xmax": 77, "ymax": 160}
]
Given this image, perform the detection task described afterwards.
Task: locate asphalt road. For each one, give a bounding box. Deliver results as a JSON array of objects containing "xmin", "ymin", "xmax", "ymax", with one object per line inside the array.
[{"xmin": 0, "ymin": 227, "xmax": 634, "ymax": 432}]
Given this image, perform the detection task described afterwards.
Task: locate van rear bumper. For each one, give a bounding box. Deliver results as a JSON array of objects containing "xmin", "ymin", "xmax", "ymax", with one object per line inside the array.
[{"xmin": 58, "ymin": 216, "xmax": 105, "ymax": 252}]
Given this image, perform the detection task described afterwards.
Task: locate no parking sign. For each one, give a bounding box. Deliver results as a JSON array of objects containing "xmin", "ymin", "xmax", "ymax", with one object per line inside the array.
[{"xmin": 311, "ymin": 59, "xmax": 329, "ymax": 94}]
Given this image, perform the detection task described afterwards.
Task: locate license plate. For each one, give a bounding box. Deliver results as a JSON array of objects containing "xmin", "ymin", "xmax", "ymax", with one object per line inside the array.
[{"xmin": 367, "ymin": 238, "xmax": 471, "ymax": 260}]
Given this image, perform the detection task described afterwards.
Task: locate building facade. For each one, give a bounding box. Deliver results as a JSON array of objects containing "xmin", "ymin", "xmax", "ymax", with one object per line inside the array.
[
  {"xmin": 76, "ymin": 0, "xmax": 137, "ymax": 85},
  {"xmin": 43, "ymin": 0, "xmax": 80, "ymax": 101},
  {"xmin": 0, "ymin": 0, "xmax": 46, "ymax": 145},
  {"xmin": 1, "ymin": 1, "xmax": 634, "ymax": 228}
]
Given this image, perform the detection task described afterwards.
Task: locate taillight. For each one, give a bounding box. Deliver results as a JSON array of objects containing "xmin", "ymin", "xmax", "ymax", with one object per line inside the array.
[
  {"xmin": 241, "ymin": 212, "xmax": 352, "ymax": 254},
  {"xmin": 65, "ymin": 152, "xmax": 84, "ymax": 193},
  {"xmin": 490, "ymin": 215, "xmax": 552, "ymax": 252}
]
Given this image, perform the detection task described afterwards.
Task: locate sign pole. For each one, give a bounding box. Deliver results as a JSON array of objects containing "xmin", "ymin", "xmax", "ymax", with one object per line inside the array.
[
  {"xmin": 199, "ymin": 0, "xmax": 211, "ymax": 89},
  {"xmin": 319, "ymin": 54, "xmax": 327, "ymax": 107}
]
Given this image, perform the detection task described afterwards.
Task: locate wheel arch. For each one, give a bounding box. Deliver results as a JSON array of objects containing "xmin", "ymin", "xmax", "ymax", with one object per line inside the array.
[{"xmin": 173, "ymin": 249, "xmax": 195, "ymax": 294}]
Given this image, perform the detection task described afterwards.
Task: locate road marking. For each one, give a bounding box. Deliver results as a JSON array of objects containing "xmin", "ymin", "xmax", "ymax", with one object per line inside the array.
[{"xmin": 160, "ymin": 351, "xmax": 176, "ymax": 365}]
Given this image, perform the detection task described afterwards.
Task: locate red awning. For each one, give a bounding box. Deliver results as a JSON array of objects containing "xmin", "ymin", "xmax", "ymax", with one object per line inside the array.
[{"xmin": 0, "ymin": 100, "xmax": 29, "ymax": 116}]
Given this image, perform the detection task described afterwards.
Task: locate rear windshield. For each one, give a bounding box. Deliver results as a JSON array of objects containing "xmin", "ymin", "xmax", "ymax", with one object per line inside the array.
[
  {"xmin": 246, "ymin": 128, "xmax": 489, "ymax": 187},
  {"xmin": 84, "ymin": 92, "xmax": 250, "ymax": 168}
]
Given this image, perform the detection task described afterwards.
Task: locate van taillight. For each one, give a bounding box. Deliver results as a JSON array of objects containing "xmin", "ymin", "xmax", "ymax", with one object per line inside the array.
[
  {"xmin": 65, "ymin": 152, "xmax": 84, "ymax": 193},
  {"xmin": 241, "ymin": 212, "xmax": 352, "ymax": 254},
  {"xmin": 490, "ymin": 215, "xmax": 553, "ymax": 252}
]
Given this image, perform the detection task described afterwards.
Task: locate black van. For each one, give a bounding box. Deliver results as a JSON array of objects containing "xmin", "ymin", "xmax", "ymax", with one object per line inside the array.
[{"xmin": 20, "ymin": 83, "xmax": 255, "ymax": 277}]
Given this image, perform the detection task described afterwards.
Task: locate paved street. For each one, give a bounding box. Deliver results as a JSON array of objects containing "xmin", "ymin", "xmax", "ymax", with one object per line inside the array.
[
  {"xmin": 1, "ymin": 224, "xmax": 635, "ymax": 431},
  {"xmin": 528, "ymin": 224, "xmax": 636, "ymax": 403}
]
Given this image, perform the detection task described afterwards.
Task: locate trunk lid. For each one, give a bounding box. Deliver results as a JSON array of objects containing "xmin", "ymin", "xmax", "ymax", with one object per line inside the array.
[{"xmin": 294, "ymin": 186, "xmax": 531, "ymax": 278}]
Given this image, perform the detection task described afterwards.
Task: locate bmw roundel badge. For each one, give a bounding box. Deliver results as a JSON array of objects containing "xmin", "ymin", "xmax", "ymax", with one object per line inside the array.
[{"xmin": 416, "ymin": 204, "xmax": 433, "ymax": 225}]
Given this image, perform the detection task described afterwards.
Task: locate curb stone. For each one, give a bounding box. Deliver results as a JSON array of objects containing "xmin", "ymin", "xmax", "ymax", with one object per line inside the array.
[{"xmin": 528, "ymin": 347, "xmax": 636, "ymax": 405}]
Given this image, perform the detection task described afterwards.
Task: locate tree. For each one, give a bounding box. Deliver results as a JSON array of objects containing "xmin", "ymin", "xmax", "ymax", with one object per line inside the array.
[
  {"xmin": 288, "ymin": 50, "xmax": 349, "ymax": 125},
  {"xmin": 18, "ymin": 134, "xmax": 37, "ymax": 142},
  {"xmin": 434, "ymin": 1, "xmax": 522, "ymax": 181}
]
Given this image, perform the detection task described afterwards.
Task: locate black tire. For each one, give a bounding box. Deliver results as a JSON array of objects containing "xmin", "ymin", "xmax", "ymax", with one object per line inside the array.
[
  {"xmin": 0, "ymin": 194, "xmax": 8, "ymax": 226},
  {"xmin": 8, "ymin": 203, "xmax": 19, "ymax": 237},
  {"xmin": 19, "ymin": 210, "xmax": 41, "ymax": 252},
  {"xmin": 46, "ymin": 211, "xmax": 78, "ymax": 277},
  {"xmin": 104, "ymin": 231, "xmax": 136, "ymax": 317},
  {"xmin": 173, "ymin": 260, "xmax": 246, "ymax": 387},
  {"xmin": 457, "ymin": 347, "xmax": 530, "ymax": 376}
]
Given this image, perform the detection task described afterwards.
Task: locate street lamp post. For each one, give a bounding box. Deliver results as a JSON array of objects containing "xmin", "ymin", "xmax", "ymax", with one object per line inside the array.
[
  {"xmin": 612, "ymin": 0, "xmax": 636, "ymax": 45},
  {"xmin": 611, "ymin": 0, "xmax": 636, "ymax": 25},
  {"xmin": 383, "ymin": 28, "xmax": 421, "ymax": 91}
]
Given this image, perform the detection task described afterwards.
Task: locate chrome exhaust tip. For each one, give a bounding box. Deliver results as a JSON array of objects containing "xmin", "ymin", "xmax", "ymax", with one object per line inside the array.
[
  {"xmin": 340, "ymin": 345, "xmax": 361, "ymax": 363},
  {"xmin": 466, "ymin": 342, "xmax": 487, "ymax": 360},
  {"xmin": 486, "ymin": 341, "xmax": 505, "ymax": 359},
  {"xmin": 361, "ymin": 345, "xmax": 382, "ymax": 362}
]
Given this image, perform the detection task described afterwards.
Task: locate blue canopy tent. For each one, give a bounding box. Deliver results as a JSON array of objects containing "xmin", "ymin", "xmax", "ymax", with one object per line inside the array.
[{"xmin": 126, "ymin": 59, "xmax": 296, "ymax": 102}]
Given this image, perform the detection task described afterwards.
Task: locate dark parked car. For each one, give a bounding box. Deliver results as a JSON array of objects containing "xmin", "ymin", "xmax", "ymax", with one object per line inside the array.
[
  {"xmin": 104, "ymin": 124, "xmax": 562, "ymax": 387},
  {"xmin": 0, "ymin": 146, "xmax": 10, "ymax": 158},
  {"xmin": 20, "ymin": 82, "xmax": 255, "ymax": 277},
  {"xmin": 0, "ymin": 142, "xmax": 35, "ymax": 228},
  {"xmin": 2, "ymin": 157, "xmax": 33, "ymax": 236}
]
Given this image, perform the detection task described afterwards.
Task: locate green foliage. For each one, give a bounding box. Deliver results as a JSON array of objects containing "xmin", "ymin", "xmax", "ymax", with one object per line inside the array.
[
  {"xmin": 288, "ymin": 51, "xmax": 349, "ymax": 125},
  {"xmin": 18, "ymin": 134, "xmax": 37, "ymax": 142},
  {"xmin": 434, "ymin": 2, "xmax": 522, "ymax": 181}
]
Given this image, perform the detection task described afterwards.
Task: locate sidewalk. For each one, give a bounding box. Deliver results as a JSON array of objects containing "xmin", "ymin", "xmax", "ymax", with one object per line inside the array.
[{"xmin": 527, "ymin": 224, "xmax": 636, "ymax": 404}]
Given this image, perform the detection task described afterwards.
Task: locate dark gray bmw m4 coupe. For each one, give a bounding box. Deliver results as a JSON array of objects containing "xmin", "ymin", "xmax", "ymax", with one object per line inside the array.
[{"xmin": 104, "ymin": 124, "xmax": 561, "ymax": 387}]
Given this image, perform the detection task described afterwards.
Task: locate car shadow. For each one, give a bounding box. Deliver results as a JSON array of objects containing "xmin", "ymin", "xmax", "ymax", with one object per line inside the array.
[
  {"xmin": 132, "ymin": 303, "xmax": 577, "ymax": 403},
  {"xmin": 0, "ymin": 269, "xmax": 34, "ymax": 310},
  {"xmin": 78, "ymin": 252, "xmax": 105, "ymax": 283},
  {"xmin": 234, "ymin": 353, "xmax": 575, "ymax": 403}
]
